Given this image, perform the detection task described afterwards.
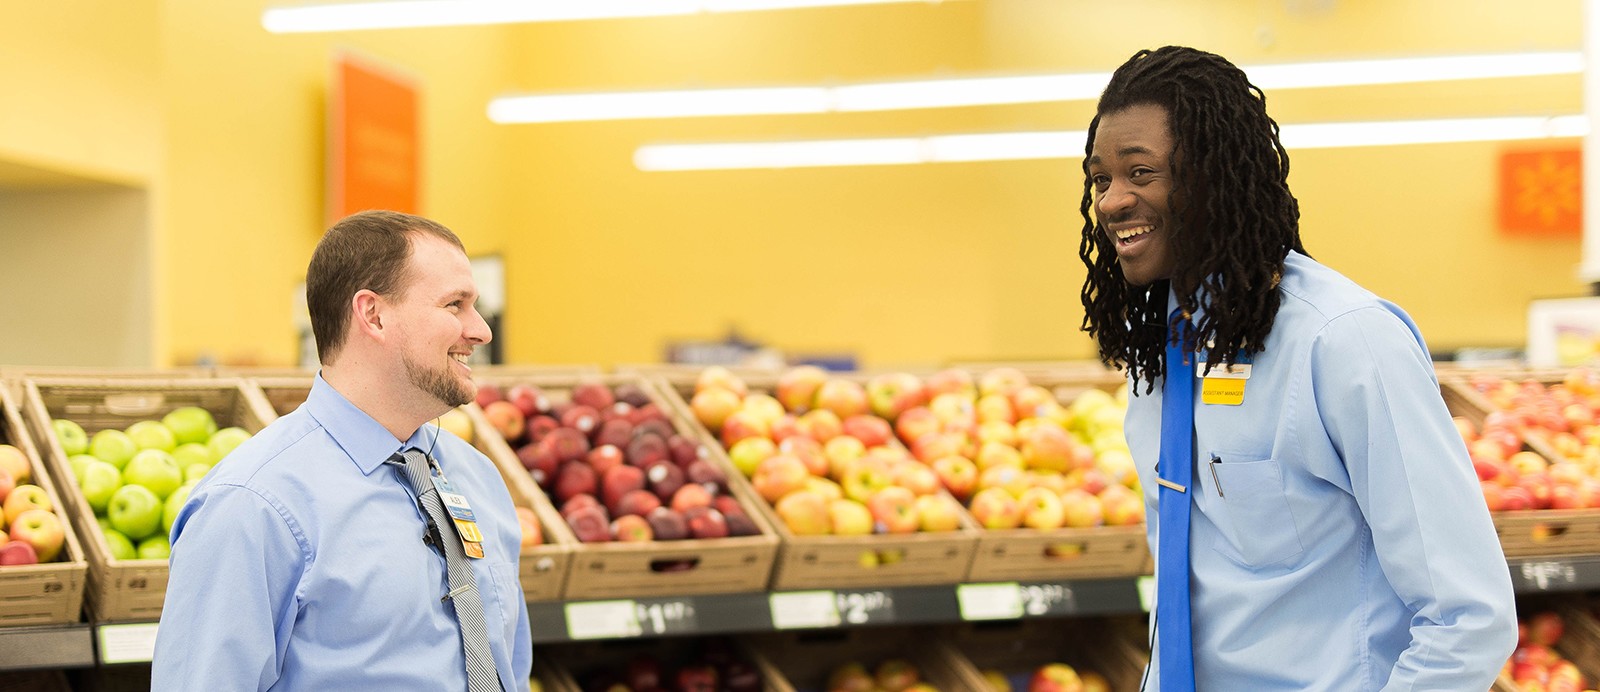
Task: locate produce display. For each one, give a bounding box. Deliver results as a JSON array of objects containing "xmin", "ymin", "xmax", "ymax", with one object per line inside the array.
[
  {"xmin": 1502, "ymin": 611, "xmax": 1593, "ymax": 692},
  {"xmin": 0, "ymin": 443, "xmax": 68, "ymax": 566},
  {"xmin": 688, "ymin": 365, "xmax": 1141, "ymax": 534},
  {"xmin": 1458, "ymin": 371, "xmax": 1600, "ymax": 511},
  {"xmin": 49, "ymin": 409, "xmax": 249, "ymax": 561},
  {"xmin": 821, "ymin": 658, "xmax": 938, "ymax": 692},
  {"xmin": 570, "ymin": 639, "xmax": 764, "ymax": 692},
  {"xmin": 477, "ymin": 380, "xmax": 760, "ymax": 543},
  {"xmin": 978, "ymin": 663, "xmax": 1111, "ymax": 692}
]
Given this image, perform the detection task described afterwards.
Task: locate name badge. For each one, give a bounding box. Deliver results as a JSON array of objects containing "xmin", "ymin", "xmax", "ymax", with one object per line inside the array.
[
  {"xmin": 431, "ymin": 469, "xmax": 486, "ymax": 559},
  {"xmin": 1196, "ymin": 350, "xmax": 1251, "ymax": 406}
]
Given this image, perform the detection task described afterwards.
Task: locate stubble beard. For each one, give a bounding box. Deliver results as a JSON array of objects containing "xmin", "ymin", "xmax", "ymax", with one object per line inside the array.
[{"xmin": 403, "ymin": 353, "xmax": 475, "ymax": 409}]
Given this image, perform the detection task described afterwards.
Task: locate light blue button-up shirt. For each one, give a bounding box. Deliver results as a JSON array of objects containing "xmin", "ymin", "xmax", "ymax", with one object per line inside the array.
[
  {"xmin": 152, "ymin": 375, "xmax": 532, "ymax": 691},
  {"xmin": 1130, "ymin": 251, "xmax": 1516, "ymax": 690}
]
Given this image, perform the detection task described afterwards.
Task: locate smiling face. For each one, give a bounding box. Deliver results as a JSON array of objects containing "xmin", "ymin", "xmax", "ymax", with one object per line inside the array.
[
  {"xmin": 387, "ymin": 233, "xmax": 492, "ymax": 410},
  {"xmin": 1087, "ymin": 103, "xmax": 1179, "ymax": 287}
]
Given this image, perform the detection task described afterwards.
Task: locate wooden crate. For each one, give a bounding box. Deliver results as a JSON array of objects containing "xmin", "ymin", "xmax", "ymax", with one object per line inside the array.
[
  {"xmin": 472, "ymin": 372, "xmax": 780, "ymax": 600},
  {"xmin": 940, "ymin": 617, "xmax": 1149, "ymax": 691},
  {"xmin": 747, "ymin": 627, "xmax": 973, "ymax": 692},
  {"xmin": 0, "ymin": 383, "xmax": 87, "ymax": 627},
  {"xmin": 541, "ymin": 637, "xmax": 785, "ymax": 692},
  {"xmin": 247, "ymin": 377, "xmax": 575, "ymax": 602},
  {"xmin": 652, "ymin": 374, "xmax": 980, "ymax": 591},
  {"xmin": 19, "ymin": 378, "xmax": 274, "ymax": 622}
]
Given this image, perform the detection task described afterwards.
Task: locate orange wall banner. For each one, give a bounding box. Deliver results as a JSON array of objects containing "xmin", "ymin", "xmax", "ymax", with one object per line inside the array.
[
  {"xmin": 1498, "ymin": 146, "xmax": 1582, "ymax": 238},
  {"xmin": 328, "ymin": 51, "xmax": 419, "ymax": 225}
]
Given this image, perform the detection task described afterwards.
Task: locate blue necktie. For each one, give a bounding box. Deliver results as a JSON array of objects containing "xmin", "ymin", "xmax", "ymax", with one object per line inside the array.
[{"xmin": 1157, "ymin": 310, "xmax": 1196, "ymax": 691}]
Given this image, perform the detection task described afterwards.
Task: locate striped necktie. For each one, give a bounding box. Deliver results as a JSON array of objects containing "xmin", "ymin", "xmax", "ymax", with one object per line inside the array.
[
  {"xmin": 392, "ymin": 448, "xmax": 503, "ymax": 692},
  {"xmin": 1156, "ymin": 310, "xmax": 1196, "ymax": 691}
]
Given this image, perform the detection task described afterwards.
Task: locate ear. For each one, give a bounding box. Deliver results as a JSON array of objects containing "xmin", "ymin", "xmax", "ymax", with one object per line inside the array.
[{"xmin": 350, "ymin": 289, "xmax": 386, "ymax": 343}]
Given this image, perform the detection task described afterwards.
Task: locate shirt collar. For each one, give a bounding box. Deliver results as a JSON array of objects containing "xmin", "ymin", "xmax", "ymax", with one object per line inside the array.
[{"xmin": 305, "ymin": 373, "xmax": 436, "ymax": 475}]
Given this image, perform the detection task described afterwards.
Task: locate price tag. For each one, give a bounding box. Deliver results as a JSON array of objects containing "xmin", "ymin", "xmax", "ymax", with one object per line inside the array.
[
  {"xmin": 957, "ymin": 582, "xmax": 1023, "ymax": 621},
  {"xmin": 565, "ymin": 600, "xmax": 642, "ymax": 640},
  {"xmin": 769, "ymin": 591, "xmax": 841, "ymax": 629},
  {"xmin": 98, "ymin": 622, "xmax": 160, "ymax": 664},
  {"xmin": 834, "ymin": 590, "xmax": 895, "ymax": 625},
  {"xmin": 1137, "ymin": 576, "xmax": 1156, "ymax": 613},
  {"xmin": 634, "ymin": 598, "xmax": 698, "ymax": 636},
  {"xmin": 1019, "ymin": 583, "xmax": 1074, "ymax": 616},
  {"xmin": 1519, "ymin": 561, "xmax": 1578, "ymax": 591}
]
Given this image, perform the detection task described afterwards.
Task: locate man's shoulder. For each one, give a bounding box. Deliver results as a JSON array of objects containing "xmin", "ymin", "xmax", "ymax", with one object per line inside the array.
[
  {"xmin": 1278, "ymin": 252, "xmax": 1403, "ymax": 326},
  {"xmin": 203, "ymin": 407, "xmax": 330, "ymax": 490}
]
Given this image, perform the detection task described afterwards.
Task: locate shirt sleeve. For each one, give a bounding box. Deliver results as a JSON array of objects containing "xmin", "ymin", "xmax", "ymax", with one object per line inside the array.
[
  {"xmin": 1311, "ymin": 307, "xmax": 1517, "ymax": 691},
  {"xmin": 151, "ymin": 483, "xmax": 309, "ymax": 692},
  {"xmin": 510, "ymin": 562, "xmax": 533, "ymax": 691}
]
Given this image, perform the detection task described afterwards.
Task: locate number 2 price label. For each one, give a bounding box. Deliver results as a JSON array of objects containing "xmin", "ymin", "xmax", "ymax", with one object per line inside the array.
[{"xmin": 834, "ymin": 590, "xmax": 894, "ymax": 625}]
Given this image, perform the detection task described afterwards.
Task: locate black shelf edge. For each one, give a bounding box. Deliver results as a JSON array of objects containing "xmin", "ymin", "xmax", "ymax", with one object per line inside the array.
[{"xmin": 0, "ymin": 622, "xmax": 95, "ymax": 670}]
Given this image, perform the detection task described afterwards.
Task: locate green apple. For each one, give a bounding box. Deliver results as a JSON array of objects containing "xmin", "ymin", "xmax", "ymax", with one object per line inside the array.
[
  {"xmin": 107, "ymin": 484, "xmax": 162, "ymax": 540},
  {"xmin": 163, "ymin": 483, "xmax": 195, "ymax": 535},
  {"xmin": 123, "ymin": 450, "xmax": 182, "ymax": 500},
  {"xmin": 162, "ymin": 407, "xmax": 217, "ymax": 446},
  {"xmin": 97, "ymin": 517, "xmax": 115, "ymax": 534},
  {"xmin": 171, "ymin": 443, "xmax": 214, "ymax": 470},
  {"xmin": 125, "ymin": 420, "xmax": 176, "ymax": 453},
  {"xmin": 207, "ymin": 427, "xmax": 252, "ymax": 463},
  {"xmin": 89, "ymin": 430, "xmax": 138, "ymax": 470},
  {"xmin": 79, "ymin": 460, "xmax": 123, "ymax": 515},
  {"xmin": 182, "ymin": 463, "xmax": 211, "ymax": 484},
  {"xmin": 53, "ymin": 419, "xmax": 89, "ymax": 456},
  {"xmin": 136, "ymin": 535, "xmax": 170, "ymax": 560},
  {"xmin": 101, "ymin": 527, "xmax": 137, "ymax": 560},
  {"xmin": 68, "ymin": 454, "xmax": 99, "ymax": 482}
]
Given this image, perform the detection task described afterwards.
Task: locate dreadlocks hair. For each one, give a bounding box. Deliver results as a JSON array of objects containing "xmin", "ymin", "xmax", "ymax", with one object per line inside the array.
[{"xmin": 1078, "ymin": 46, "xmax": 1306, "ymax": 393}]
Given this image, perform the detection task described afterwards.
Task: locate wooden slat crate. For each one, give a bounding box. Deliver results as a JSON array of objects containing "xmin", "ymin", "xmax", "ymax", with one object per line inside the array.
[
  {"xmin": 247, "ymin": 377, "xmax": 575, "ymax": 602},
  {"xmin": 940, "ymin": 617, "xmax": 1149, "ymax": 691},
  {"xmin": 747, "ymin": 627, "xmax": 974, "ymax": 692},
  {"xmin": 652, "ymin": 373, "xmax": 981, "ymax": 591},
  {"xmin": 0, "ymin": 383, "xmax": 87, "ymax": 627},
  {"xmin": 472, "ymin": 372, "xmax": 780, "ymax": 600},
  {"xmin": 541, "ymin": 637, "xmax": 785, "ymax": 692},
  {"xmin": 1440, "ymin": 371, "xmax": 1600, "ymax": 557},
  {"xmin": 19, "ymin": 378, "xmax": 274, "ymax": 622}
]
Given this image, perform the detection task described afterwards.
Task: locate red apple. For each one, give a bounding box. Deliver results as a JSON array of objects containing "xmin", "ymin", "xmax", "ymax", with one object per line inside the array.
[
  {"xmin": 752, "ymin": 455, "xmax": 810, "ymax": 503},
  {"xmin": 814, "ymin": 379, "xmax": 869, "ymax": 420},
  {"xmin": 970, "ymin": 487, "xmax": 1024, "ymax": 529},
  {"xmin": 0, "ymin": 540, "xmax": 38, "ymax": 566},
  {"xmin": 587, "ymin": 444, "xmax": 626, "ymax": 479},
  {"xmin": 685, "ymin": 506, "xmax": 730, "ymax": 539},
  {"xmin": 610, "ymin": 514, "xmax": 654, "ymax": 542},
  {"xmin": 9, "ymin": 509, "xmax": 64, "ymax": 562},
  {"xmin": 474, "ymin": 382, "xmax": 503, "ymax": 409},
  {"xmin": 875, "ymin": 659, "xmax": 921, "ymax": 691},
  {"xmin": 594, "ymin": 419, "xmax": 634, "ymax": 449},
  {"xmin": 841, "ymin": 415, "xmax": 893, "ymax": 448},
  {"xmin": 565, "ymin": 505, "xmax": 611, "ymax": 543},
  {"xmin": 670, "ymin": 483, "xmax": 714, "ymax": 513},
  {"xmin": 778, "ymin": 436, "xmax": 828, "ymax": 477},
  {"xmin": 482, "ymin": 401, "xmax": 526, "ymax": 443},
  {"xmin": 777, "ymin": 365, "xmax": 830, "ymax": 413},
  {"xmin": 1529, "ymin": 611, "xmax": 1565, "ymax": 646},
  {"xmin": 796, "ymin": 409, "xmax": 843, "ymax": 443},
  {"xmin": 868, "ymin": 486, "xmax": 919, "ymax": 534},
  {"xmin": 647, "ymin": 462, "xmax": 687, "ymax": 503},
  {"xmin": 571, "ymin": 382, "xmax": 615, "ymax": 412},
  {"xmin": 925, "ymin": 368, "xmax": 976, "ymax": 399},
  {"xmin": 932, "ymin": 455, "xmax": 979, "ymax": 500},
  {"xmin": 626, "ymin": 434, "xmax": 670, "ymax": 469},
  {"xmin": 646, "ymin": 507, "xmax": 690, "ymax": 541},
  {"xmin": 866, "ymin": 372, "xmax": 928, "ymax": 421},
  {"xmin": 514, "ymin": 506, "xmax": 543, "ymax": 549},
  {"xmin": 601, "ymin": 464, "xmax": 647, "ymax": 510},
  {"xmin": 1030, "ymin": 662, "xmax": 1083, "ymax": 692},
  {"xmin": 554, "ymin": 463, "xmax": 598, "ymax": 504},
  {"xmin": 615, "ymin": 489, "xmax": 662, "ymax": 518}
]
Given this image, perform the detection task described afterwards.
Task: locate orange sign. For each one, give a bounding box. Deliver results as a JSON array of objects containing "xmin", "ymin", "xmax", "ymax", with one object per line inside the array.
[
  {"xmin": 329, "ymin": 52, "xmax": 419, "ymax": 224},
  {"xmin": 1498, "ymin": 146, "xmax": 1581, "ymax": 237}
]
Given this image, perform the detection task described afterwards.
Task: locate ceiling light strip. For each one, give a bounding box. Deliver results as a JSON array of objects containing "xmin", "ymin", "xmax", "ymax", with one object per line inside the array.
[
  {"xmin": 263, "ymin": 0, "xmax": 948, "ymax": 33},
  {"xmin": 633, "ymin": 115, "xmax": 1589, "ymax": 171},
  {"xmin": 491, "ymin": 51, "xmax": 1581, "ymax": 123}
]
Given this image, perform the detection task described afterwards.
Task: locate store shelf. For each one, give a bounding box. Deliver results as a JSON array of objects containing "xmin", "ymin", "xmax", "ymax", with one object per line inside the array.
[
  {"xmin": 1509, "ymin": 555, "xmax": 1600, "ymax": 593},
  {"xmin": 529, "ymin": 577, "xmax": 1146, "ymax": 644},
  {"xmin": 0, "ymin": 622, "xmax": 94, "ymax": 670}
]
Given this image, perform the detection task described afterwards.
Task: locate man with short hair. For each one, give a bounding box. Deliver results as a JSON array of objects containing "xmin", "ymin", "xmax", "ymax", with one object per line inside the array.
[
  {"xmin": 154, "ymin": 210, "xmax": 530, "ymax": 691},
  {"xmin": 1080, "ymin": 46, "xmax": 1515, "ymax": 690}
]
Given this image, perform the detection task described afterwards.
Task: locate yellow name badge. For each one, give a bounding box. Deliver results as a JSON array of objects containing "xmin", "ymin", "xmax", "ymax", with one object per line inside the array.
[{"xmin": 1198, "ymin": 363, "xmax": 1250, "ymax": 406}]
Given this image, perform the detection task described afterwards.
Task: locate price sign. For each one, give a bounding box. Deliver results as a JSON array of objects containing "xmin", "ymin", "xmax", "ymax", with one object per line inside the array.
[
  {"xmin": 957, "ymin": 582, "xmax": 1023, "ymax": 621},
  {"xmin": 634, "ymin": 598, "xmax": 698, "ymax": 636},
  {"xmin": 98, "ymin": 622, "xmax": 160, "ymax": 664},
  {"xmin": 1519, "ymin": 561, "xmax": 1578, "ymax": 591},
  {"xmin": 1019, "ymin": 583, "xmax": 1075, "ymax": 616},
  {"xmin": 565, "ymin": 600, "xmax": 642, "ymax": 640},
  {"xmin": 834, "ymin": 590, "xmax": 895, "ymax": 625},
  {"xmin": 1137, "ymin": 576, "xmax": 1156, "ymax": 613},
  {"xmin": 769, "ymin": 591, "xmax": 841, "ymax": 630}
]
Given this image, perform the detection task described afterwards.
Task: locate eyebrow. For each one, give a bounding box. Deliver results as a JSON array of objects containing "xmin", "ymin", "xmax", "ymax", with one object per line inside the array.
[
  {"xmin": 440, "ymin": 288, "xmax": 476, "ymax": 303},
  {"xmin": 1087, "ymin": 144, "xmax": 1156, "ymax": 167}
]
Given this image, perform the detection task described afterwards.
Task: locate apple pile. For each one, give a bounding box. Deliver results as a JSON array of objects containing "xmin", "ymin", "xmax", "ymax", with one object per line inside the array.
[
  {"xmin": 0, "ymin": 444, "xmax": 68, "ymax": 567},
  {"xmin": 1457, "ymin": 370, "xmax": 1600, "ymax": 515},
  {"xmin": 576, "ymin": 640, "xmax": 762, "ymax": 692},
  {"xmin": 1501, "ymin": 611, "xmax": 1591, "ymax": 692},
  {"xmin": 430, "ymin": 406, "xmax": 546, "ymax": 551},
  {"xmin": 478, "ymin": 380, "xmax": 760, "ymax": 543},
  {"xmin": 689, "ymin": 366, "xmax": 965, "ymax": 536},
  {"xmin": 979, "ymin": 664, "xmax": 1111, "ymax": 692},
  {"xmin": 50, "ymin": 408, "xmax": 251, "ymax": 561},
  {"xmin": 823, "ymin": 658, "xmax": 937, "ymax": 691}
]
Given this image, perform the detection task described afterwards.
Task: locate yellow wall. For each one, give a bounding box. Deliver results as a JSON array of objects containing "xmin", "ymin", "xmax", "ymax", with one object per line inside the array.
[{"xmin": 0, "ymin": 0, "xmax": 1590, "ymax": 367}]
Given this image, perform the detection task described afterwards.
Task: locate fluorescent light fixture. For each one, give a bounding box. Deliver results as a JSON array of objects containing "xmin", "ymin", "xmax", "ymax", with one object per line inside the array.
[
  {"xmin": 634, "ymin": 115, "xmax": 1588, "ymax": 170},
  {"xmin": 263, "ymin": 0, "xmax": 947, "ymax": 33},
  {"xmin": 492, "ymin": 51, "xmax": 1581, "ymax": 123}
]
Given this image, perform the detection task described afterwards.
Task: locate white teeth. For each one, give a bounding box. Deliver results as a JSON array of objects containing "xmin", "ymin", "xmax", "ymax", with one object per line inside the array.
[
  {"xmin": 451, "ymin": 354, "xmax": 470, "ymax": 364},
  {"xmin": 1116, "ymin": 225, "xmax": 1154, "ymax": 241}
]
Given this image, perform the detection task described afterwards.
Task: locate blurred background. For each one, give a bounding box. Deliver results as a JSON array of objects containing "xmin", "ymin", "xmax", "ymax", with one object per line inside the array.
[{"xmin": 0, "ymin": 0, "xmax": 1588, "ymax": 371}]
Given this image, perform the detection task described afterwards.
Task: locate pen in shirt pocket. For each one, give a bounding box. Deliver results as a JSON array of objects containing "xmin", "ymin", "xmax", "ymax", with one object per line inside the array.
[{"xmin": 1209, "ymin": 454, "xmax": 1225, "ymax": 498}]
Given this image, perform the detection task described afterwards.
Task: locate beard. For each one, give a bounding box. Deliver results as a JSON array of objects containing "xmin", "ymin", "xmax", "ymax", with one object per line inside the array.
[{"xmin": 403, "ymin": 352, "xmax": 475, "ymax": 408}]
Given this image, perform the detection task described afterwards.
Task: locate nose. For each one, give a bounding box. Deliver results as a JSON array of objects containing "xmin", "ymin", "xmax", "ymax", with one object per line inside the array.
[
  {"xmin": 464, "ymin": 305, "xmax": 493, "ymax": 345},
  {"xmin": 1096, "ymin": 179, "xmax": 1137, "ymax": 219}
]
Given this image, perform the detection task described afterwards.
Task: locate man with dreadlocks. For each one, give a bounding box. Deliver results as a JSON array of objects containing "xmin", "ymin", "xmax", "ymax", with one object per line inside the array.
[{"xmin": 1081, "ymin": 46, "xmax": 1515, "ymax": 691}]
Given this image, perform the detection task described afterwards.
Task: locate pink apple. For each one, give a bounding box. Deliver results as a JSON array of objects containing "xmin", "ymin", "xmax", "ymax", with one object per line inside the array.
[
  {"xmin": 914, "ymin": 494, "xmax": 962, "ymax": 532},
  {"xmin": 841, "ymin": 415, "xmax": 893, "ymax": 448},
  {"xmin": 690, "ymin": 388, "xmax": 743, "ymax": 431},
  {"xmin": 969, "ymin": 487, "xmax": 1024, "ymax": 529},
  {"xmin": 9, "ymin": 509, "xmax": 65, "ymax": 562},
  {"xmin": 924, "ymin": 368, "xmax": 976, "ymax": 400},
  {"xmin": 796, "ymin": 409, "xmax": 844, "ymax": 443},
  {"xmin": 894, "ymin": 407, "xmax": 940, "ymax": 446},
  {"xmin": 813, "ymin": 379, "xmax": 869, "ymax": 420},
  {"xmin": 695, "ymin": 366, "xmax": 748, "ymax": 398},
  {"xmin": 482, "ymin": 401, "xmax": 526, "ymax": 443},
  {"xmin": 978, "ymin": 367, "xmax": 1030, "ymax": 399},
  {"xmin": 1059, "ymin": 488, "xmax": 1105, "ymax": 528},
  {"xmin": 894, "ymin": 463, "xmax": 942, "ymax": 496},
  {"xmin": 932, "ymin": 455, "xmax": 979, "ymax": 500},
  {"xmin": 0, "ymin": 540, "xmax": 37, "ymax": 566},
  {"xmin": 775, "ymin": 490, "xmax": 830, "ymax": 535},
  {"xmin": 866, "ymin": 372, "xmax": 927, "ymax": 421},
  {"xmin": 868, "ymin": 486, "xmax": 919, "ymax": 534},
  {"xmin": 776, "ymin": 365, "xmax": 829, "ymax": 413},
  {"xmin": 751, "ymin": 455, "xmax": 810, "ymax": 503}
]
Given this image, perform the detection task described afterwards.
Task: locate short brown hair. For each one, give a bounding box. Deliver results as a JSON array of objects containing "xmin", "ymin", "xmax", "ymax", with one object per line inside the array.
[{"xmin": 306, "ymin": 210, "xmax": 465, "ymax": 364}]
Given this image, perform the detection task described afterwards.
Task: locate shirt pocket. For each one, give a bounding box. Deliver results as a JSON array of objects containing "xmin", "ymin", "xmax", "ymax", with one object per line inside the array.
[
  {"xmin": 1207, "ymin": 454, "xmax": 1305, "ymax": 568},
  {"xmin": 487, "ymin": 560, "xmax": 524, "ymax": 644}
]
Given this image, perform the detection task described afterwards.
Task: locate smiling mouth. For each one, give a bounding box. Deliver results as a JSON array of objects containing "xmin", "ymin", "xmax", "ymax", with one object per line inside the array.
[
  {"xmin": 450, "ymin": 352, "xmax": 472, "ymax": 369},
  {"xmin": 1114, "ymin": 225, "xmax": 1154, "ymax": 245}
]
